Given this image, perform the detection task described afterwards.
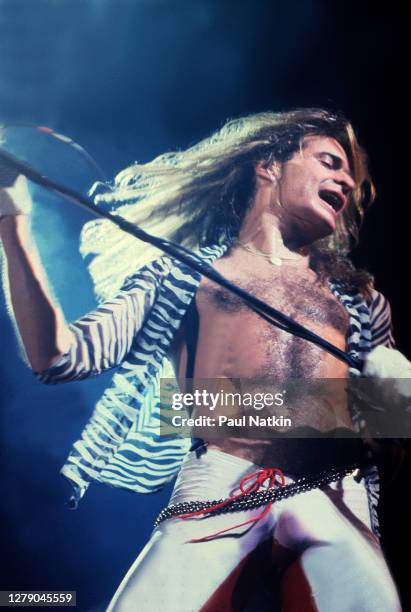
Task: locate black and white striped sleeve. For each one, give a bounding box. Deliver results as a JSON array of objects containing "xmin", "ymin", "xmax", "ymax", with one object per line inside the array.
[
  {"xmin": 36, "ymin": 261, "xmax": 162, "ymax": 384},
  {"xmin": 369, "ymin": 288, "xmax": 396, "ymax": 349}
]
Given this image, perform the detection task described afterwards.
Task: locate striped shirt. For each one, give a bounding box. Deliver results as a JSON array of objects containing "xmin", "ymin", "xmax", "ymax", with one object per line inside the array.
[{"xmin": 37, "ymin": 242, "xmax": 395, "ymax": 535}]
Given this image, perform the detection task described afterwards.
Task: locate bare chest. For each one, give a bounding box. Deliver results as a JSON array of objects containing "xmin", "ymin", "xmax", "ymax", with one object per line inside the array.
[
  {"xmin": 173, "ymin": 256, "xmax": 353, "ymax": 465},
  {"xmin": 198, "ymin": 265, "xmax": 347, "ymax": 333},
  {"xmin": 194, "ymin": 257, "xmax": 349, "ymax": 379}
]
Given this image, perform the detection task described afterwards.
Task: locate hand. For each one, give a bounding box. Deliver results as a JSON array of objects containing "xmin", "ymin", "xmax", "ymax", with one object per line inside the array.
[
  {"xmin": 347, "ymin": 346, "xmax": 411, "ymax": 437},
  {"xmin": 363, "ymin": 346, "xmax": 411, "ymax": 399},
  {"xmin": 0, "ymin": 173, "xmax": 32, "ymax": 218}
]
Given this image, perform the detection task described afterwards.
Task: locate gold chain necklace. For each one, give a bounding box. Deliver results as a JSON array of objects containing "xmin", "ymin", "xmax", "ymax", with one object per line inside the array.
[{"xmin": 236, "ymin": 241, "xmax": 306, "ymax": 266}]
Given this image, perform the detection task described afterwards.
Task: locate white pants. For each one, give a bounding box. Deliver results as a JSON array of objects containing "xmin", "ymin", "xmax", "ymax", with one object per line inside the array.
[{"xmin": 108, "ymin": 447, "xmax": 402, "ymax": 612}]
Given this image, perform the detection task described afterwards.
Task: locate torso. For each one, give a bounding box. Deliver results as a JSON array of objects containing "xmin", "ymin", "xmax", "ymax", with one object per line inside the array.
[{"xmin": 168, "ymin": 247, "xmax": 354, "ymax": 469}]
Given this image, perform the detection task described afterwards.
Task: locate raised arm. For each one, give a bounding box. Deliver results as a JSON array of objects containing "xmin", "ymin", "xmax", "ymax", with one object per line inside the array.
[
  {"xmin": 0, "ymin": 175, "xmax": 74, "ymax": 372},
  {"xmin": 0, "ymin": 173, "xmax": 161, "ymax": 381}
]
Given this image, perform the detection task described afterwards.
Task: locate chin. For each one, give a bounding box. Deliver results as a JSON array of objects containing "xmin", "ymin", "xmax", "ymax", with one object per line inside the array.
[
  {"xmin": 310, "ymin": 207, "xmax": 337, "ymax": 240},
  {"xmin": 287, "ymin": 207, "xmax": 336, "ymax": 244},
  {"xmin": 318, "ymin": 220, "xmax": 336, "ymax": 240},
  {"xmin": 299, "ymin": 217, "xmax": 336, "ymax": 245}
]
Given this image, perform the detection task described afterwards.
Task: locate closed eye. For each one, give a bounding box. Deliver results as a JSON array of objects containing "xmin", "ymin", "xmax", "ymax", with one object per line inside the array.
[
  {"xmin": 319, "ymin": 153, "xmax": 340, "ymax": 169},
  {"xmin": 316, "ymin": 151, "xmax": 355, "ymax": 191}
]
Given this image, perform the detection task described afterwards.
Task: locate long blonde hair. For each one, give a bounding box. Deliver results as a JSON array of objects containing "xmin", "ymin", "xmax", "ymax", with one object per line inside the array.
[{"xmin": 81, "ymin": 108, "xmax": 375, "ymax": 300}]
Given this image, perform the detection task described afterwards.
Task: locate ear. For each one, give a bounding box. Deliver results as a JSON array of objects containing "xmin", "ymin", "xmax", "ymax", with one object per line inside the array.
[{"xmin": 255, "ymin": 161, "xmax": 280, "ymax": 182}]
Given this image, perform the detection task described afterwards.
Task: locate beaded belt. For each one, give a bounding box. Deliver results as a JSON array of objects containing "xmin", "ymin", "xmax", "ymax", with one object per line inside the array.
[{"xmin": 154, "ymin": 463, "xmax": 361, "ymax": 541}]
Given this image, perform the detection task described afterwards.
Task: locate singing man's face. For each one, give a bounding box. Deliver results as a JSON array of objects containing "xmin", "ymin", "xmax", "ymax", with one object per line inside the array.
[{"xmin": 275, "ymin": 135, "xmax": 356, "ymax": 242}]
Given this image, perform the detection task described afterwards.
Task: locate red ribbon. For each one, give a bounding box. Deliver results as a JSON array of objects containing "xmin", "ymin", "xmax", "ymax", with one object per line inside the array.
[{"xmin": 176, "ymin": 467, "xmax": 286, "ymax": 543}]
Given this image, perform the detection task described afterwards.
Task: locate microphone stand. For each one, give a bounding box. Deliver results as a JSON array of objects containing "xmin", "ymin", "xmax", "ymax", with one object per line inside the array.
[{"xmin": 0, "ymin": 147, "xmax": 362, "ymax": 370}]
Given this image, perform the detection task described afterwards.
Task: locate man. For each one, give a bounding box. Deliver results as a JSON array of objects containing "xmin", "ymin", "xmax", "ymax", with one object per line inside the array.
[{"xmin": 0, "ymin": 109, "xmax": 407, "ymax": 610}]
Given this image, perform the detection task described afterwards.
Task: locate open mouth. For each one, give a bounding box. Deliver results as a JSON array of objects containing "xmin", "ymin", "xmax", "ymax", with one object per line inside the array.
[{"xmin": 318, "ymin": 190, "xmax": 345, "ymax": 214}]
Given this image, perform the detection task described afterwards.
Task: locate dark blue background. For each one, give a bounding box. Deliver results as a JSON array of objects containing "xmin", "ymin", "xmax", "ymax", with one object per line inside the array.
[{"xmin": 0, "ymin": 1, "xmax": 408, "ymax": 610}]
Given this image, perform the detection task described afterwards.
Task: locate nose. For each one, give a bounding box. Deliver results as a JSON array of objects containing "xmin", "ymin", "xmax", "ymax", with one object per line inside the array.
[
  {"xmin": 337, "ymin": 168, "xmax": 355, "ymax": 193},
  {"xmin": 335, "ymin": 169, "xmax": 356, "ymax": 194}
]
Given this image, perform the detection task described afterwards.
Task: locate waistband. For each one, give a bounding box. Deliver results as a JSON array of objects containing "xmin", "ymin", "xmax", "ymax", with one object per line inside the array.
[{"xmin": 154, "ymin": 460, "xmax": 362, "ymax": 536}]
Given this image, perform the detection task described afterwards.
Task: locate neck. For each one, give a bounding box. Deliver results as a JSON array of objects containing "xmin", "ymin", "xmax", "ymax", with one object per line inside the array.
[{"xmin": 236, "ymin": 188, "xmax": 310, "ymax": 267}]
